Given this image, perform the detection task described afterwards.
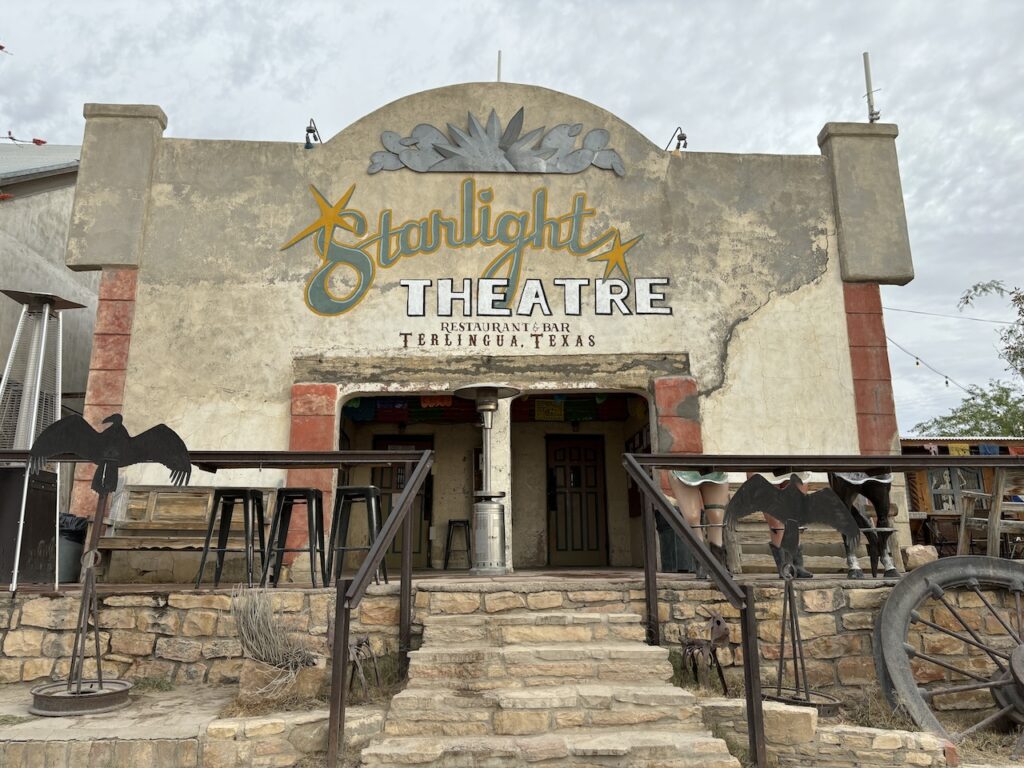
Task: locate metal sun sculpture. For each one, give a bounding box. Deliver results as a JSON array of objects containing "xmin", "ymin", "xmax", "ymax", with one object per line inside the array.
[
  {"xmin": 368, "ymin": 107, "xmax": 626, "ymax": 176},
  {"xmin": 727, "ymin": 474, "xmax": 860, "ymax": 713},
  {"xmin": 27, "ymin": 413, "xmax": 191, "ymax": 716}
]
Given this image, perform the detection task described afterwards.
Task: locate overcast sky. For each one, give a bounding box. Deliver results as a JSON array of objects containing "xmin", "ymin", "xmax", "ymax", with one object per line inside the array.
[{"xmin": 2, "ymin": 0, "xmax": 1021, "ymax": 434}]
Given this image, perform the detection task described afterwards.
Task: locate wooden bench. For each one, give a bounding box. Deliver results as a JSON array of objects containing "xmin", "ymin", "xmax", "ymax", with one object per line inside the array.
[{"xmin": 96, "ymin": 486, "xmax": 278, "ymax": 577}]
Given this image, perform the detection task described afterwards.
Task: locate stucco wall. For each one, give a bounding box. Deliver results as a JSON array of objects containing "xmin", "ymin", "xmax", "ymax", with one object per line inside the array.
[{"xmin": 65, "ymin": 83, "xmax": 913, "ymax": 499}]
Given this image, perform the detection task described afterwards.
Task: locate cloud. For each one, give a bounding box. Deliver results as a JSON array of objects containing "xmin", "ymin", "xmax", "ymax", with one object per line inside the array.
[{"xmin": 2, "ymin": 0, "xmax": 1021, "ymax": 432}]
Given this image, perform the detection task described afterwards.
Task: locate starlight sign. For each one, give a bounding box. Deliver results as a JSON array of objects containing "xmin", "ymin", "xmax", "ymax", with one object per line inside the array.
[{"xmin": 281, "ymin": 178, "xmax": 671, "ymax": 325}]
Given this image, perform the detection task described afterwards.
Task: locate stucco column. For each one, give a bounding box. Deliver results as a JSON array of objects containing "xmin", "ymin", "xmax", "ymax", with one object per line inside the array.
[
  {"xmin": 67, "ymin": 104, "xmax": 167, "ymax": 271},
  {"xmin": 490, "ymin": 399, "xmax": 514, "ymax": 572},
  {"xmin": 817, "ymin": 122, "xmax": 913, "ymax": 285}
]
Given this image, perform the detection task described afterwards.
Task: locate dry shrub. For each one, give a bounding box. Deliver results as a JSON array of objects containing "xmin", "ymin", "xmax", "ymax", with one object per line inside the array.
[{"xmin": 231, "ymin": 586, "xmax": 316, "ymax": 697}]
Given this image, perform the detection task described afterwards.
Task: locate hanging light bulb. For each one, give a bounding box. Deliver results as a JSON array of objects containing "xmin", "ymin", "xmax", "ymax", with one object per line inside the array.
[
  {"xmin": 915, "ymin": 358, "xmax": 920, "ymax": 367},
  {"xmin": 945, "ymin": 378, "xmax": 949, "ymax": 387}
]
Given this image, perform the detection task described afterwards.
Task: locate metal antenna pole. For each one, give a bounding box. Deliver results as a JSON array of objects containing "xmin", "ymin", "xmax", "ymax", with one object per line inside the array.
[
  {"xmin": 497, "ymin": 50, "xmax": 502, "ymax": 83},
  {"xmin": 863, "ymin": 52, "xmax": 880, "ymax": 123}
]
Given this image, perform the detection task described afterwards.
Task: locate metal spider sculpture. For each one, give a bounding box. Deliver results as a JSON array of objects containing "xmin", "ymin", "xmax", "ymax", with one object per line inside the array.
[{"xmin": 681, "ymin": 612, "xmax": 730, "ymax": 694}]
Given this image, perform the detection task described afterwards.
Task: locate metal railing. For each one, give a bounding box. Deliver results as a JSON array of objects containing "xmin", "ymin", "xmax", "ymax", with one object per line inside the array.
[
  {"xmin": 623, "ymin": 451, "xmax": 1024, "ymax": 768},
  {"xmin": 326, "ymin": 449, "xmax": 434, "ymax": 765}
]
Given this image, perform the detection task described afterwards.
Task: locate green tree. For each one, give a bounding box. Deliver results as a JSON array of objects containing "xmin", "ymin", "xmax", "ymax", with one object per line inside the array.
[
  {"xmin": 912, "ymin": 379, "xmax": 1024, "ymax": 436},
  {"xmin": 958, "ymin": 281, "xmax": 1024, "ymax": 380}
]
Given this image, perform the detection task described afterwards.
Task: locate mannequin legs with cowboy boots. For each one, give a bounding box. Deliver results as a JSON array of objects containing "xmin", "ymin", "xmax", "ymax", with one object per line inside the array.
[{"xmin": 668, "ymin": 471, "xmax": 730, "ymax": 577}]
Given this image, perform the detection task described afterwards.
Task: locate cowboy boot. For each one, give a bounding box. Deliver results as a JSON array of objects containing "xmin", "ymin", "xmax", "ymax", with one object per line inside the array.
[
  {"xmin": 792, "ymin": 544, "xmax": 814, "ymax": 579},
  {"xmin": 769, "ymin": 542, "xmax": 785, "ymax": 578},
  {"xmin": 709, "ymin": 543, "xmax": 729, "ymax": 573}
]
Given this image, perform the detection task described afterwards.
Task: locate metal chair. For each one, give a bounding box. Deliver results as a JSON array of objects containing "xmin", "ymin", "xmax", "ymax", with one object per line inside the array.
[
  {"xmin": 443, "ymin": 519, "xmax": 472, "ymax": 569},
  {"xmin": 327, "ymin": 486, "xmax": 387, "ymax": 583},
  {"xmin": 195, "ymin": 488, "xmax": 267, "ymax": 587},
  {"xmin": 261, "ymin": 488, "xmax": 327, "ymax": 587}
]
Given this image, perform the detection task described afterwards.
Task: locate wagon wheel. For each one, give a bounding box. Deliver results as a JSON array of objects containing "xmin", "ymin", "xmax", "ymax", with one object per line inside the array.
[{"xmin": 874, "ymin": 556, "xmax": 1024, "ymax": 756}]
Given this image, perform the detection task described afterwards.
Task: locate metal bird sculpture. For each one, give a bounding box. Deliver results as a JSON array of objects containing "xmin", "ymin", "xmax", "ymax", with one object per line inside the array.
[
  {"xmin": 26, "ymin": 413, "xmax": 191, "ymax": 713},
  {"xmin": 726, "ymin": 474, "xmax": 861, "ymax": 579},
  {"xmin": 30, "ymin": 413, "xmax": 191, "ymax": 491}
]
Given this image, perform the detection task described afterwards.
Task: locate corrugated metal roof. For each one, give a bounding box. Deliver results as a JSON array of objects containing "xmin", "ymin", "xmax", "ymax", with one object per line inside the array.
[
  {"xmin": 901, "ymin": 436, "xmax": 1024, "ymax": 442},
  {"xmin": 0, "ymin": 144, "xmax": 80, "ymax": 182}
]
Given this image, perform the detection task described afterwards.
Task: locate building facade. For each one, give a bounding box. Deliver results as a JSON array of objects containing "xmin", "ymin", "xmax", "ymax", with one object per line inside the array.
[{"xmin": 65, "ymin": 83, "xmax": 914, "ymax": 571}]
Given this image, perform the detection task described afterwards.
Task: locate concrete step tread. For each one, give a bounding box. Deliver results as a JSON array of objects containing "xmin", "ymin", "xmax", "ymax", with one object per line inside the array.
[
  {"xmin": 390, "ymin": 683, "xmax": 698, "ymax": 710},
  {"xmin": 360, "ymin": 730, "xmax": 739, "ymax": 766},
  {"xmin": 422, "ymin": 611, "xmax": 643, "ymax": 626},
  {"xmin": 410, "ymin": 643, "xmax": 668, "ymax": 661}
]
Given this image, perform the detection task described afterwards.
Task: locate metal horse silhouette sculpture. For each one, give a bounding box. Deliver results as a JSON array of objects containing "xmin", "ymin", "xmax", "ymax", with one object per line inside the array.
[
  {"xmin": 726, "ymin": 474, "xmax": 861, "ymax": 579},
  {"xmin": 726, "ymin": 475, "xmax": 857, "ymax": 711},
  {"xmin": 28, "ymin": 413, "xmax": 190, "ymax": 713}
]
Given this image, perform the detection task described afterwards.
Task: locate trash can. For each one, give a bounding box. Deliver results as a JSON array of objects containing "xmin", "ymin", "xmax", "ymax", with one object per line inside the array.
[{"xmin": 58, "ymin": 513, "xmax": 88, "ymax": 583}]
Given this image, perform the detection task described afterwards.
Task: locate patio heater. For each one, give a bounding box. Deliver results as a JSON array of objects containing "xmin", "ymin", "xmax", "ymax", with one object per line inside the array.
[
  {"xmin": 453, "ymin": 383, "xmax": 519, "ymax": 576},
  {"xmin": 0, "ymin": 291, "xmax": 83, "ymax": 591}
]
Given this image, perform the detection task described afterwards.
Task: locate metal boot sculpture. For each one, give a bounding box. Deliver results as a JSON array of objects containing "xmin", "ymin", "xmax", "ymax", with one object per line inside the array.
[
  {"xmin": 726, "ymin": 474, "xmax": 860, "ymax": 712},
  {"xmin": 26, "ymin": 413, "xmax": 191, "ymax": 715}
]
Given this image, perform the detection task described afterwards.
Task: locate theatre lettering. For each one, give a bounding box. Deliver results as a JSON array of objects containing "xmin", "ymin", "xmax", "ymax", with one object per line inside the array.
[{"xmin": 281, "ymin": 178, "xmax": 665, "ymax": 319}]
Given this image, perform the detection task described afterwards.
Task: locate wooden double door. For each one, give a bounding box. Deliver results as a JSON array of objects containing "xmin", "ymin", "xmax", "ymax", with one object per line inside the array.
[{"xmin": 546, "ymin": 435, "xmax": 608, "ymax": 567}]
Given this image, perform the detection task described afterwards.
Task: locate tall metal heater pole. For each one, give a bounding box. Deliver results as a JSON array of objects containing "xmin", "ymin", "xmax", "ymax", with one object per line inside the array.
[
  {"xmin": 10, "ymin": 303, "xmax": 50, "ymax": 592},
  {"xmin": 453, "ymin": 383, "xmax": 519, "ymax": 576},
  {"xmin": 0, "ymin": 291, "xmax": 84, "ymax": 592}
]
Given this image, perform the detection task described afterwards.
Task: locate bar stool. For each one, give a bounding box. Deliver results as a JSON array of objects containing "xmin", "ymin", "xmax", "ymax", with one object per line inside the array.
[
  {"xmin": 261, "ymin": 488, "xmax": 327, "ymax": 588},
  {"xmin": 195, "ymin": 488, "xmax": 267, "ymax": 588},
  {"xmin": 327, "ymin": 486, "xmax": 387, "ymax": 584},
  {"xmin": 443, "ymin": 519, "xmax": 472, "ymax": 569}
]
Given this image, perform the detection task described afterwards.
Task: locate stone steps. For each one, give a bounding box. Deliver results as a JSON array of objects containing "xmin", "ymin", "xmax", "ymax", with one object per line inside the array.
[
  {"xmin": 421, "ymin": 611, "xmax": 646, "ymax": 646},
  {"xmin": 385, "ymin": 683, "xmax": 703, "ymax": 736},
  {"xmin": 360, "ymin": 731, "xmax": 740, "ymax": 767},
  {"xmin": 405, "ymin": 642, "xmax": 673, "ymax": 690},
  {"xmin": 361, "ymin": 608, "xmax": 740, "ymax": 767}
]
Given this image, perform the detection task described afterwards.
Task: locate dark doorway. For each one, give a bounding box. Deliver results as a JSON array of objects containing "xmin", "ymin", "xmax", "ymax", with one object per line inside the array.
[
  {"xmin": 372, "ymin": 435, "xmax": 433, "ymax": 570},
  {"xmin": 546, "ymin": 435, "xmax": 608, "ymax": 566}
]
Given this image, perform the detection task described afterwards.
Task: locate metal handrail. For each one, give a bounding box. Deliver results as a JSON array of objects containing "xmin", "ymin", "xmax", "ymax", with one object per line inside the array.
[
  {"xmin": 622, "ymin": 450, "xmax": 1024, "ymax": 768},
  {"xmin": 327, "ymin": 449, "xmax": 435, "ymax": 764},
  {"xmin": 622, "ymin": 453, "xmax": 765, "ymax": 766}
]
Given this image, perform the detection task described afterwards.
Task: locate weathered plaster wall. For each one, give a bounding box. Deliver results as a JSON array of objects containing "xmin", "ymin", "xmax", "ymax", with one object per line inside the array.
[
  {"xmin": 66, "ymin": 85, "xmax": 860, "ymax": 469},
  {"xmin": 0, "ymin": 182, "xmax": 98, "ymax": 399},
  {"xmin": 701, "ymin": 253, "xmax": 860, "ymax": 455}
]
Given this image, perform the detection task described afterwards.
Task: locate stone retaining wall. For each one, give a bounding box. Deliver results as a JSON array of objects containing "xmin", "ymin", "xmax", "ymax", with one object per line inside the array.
[
  {"xmin": 699, "ymin": 697, "xmax": 956, "ymax": 767},
  {"xmin": 0, "ymin": 587, "xmax": 400, "ymax": 684},
  {"xmin": 0, "ymin": 576, "xmax": 1010, "ymax": 705}
]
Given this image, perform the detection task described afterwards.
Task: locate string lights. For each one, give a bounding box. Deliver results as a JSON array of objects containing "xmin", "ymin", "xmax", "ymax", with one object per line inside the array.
[{"xmin": 885, "ymin": 336, "xmax": 972, "ymax": 394}]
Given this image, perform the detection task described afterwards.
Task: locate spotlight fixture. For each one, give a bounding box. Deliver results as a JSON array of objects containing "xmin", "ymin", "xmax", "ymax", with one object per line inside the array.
[
  {"xmin": 664, "ymin": 126, "xmax": 687, "ymax": 151},
  {"xmin": 304, "ymin": 118, "xmax": 322, "ymax": 150}
]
